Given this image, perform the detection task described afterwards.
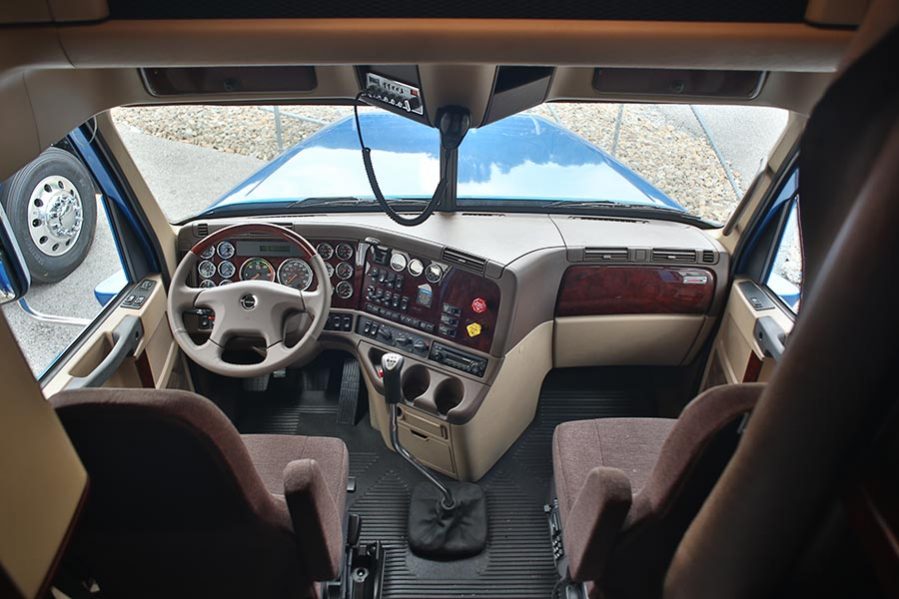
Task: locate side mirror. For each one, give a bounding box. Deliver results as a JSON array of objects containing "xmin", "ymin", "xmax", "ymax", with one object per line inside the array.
[{"xmin": 0, "ymin": 201, "xmax": 31, "ymax": 305}]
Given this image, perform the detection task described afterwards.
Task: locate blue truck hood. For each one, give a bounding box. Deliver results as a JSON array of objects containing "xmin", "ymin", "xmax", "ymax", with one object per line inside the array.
[{"xmin": 209, "ymin": 112, "xmax": 683, "ymax": 212}]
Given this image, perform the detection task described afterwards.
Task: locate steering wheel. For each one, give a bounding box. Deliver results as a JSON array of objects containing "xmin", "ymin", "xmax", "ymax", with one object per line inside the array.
[{"xmin": 167, "ymin": 223, "xmax": 332, "ymax": 378}]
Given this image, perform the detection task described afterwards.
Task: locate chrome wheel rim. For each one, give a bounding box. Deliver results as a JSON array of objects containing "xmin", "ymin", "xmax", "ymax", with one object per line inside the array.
[{"xmin": 28, "ymin": 175, "xmax": 85, "ymax": 257}]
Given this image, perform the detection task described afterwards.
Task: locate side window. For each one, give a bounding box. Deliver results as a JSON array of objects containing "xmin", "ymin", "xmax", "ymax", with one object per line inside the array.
[
  {"xmin": 0, "ymin": 141, "xmax": 129, "ymax": 377},
  {"xmin": 765, "ymin": 200, "xmax": 802, "ymax": 312}
]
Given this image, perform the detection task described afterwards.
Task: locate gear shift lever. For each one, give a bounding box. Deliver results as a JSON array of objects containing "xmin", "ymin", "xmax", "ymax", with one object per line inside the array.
[
  {"xmin": 381, "ymin": 353, "xmax": 456, "ymax": 510},
  {"xmin": 380, "ymin": 353, "xmax": 487, "ymax": 559}
]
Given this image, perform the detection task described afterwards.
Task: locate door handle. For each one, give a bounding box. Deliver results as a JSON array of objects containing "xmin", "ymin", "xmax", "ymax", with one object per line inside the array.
[
  {"xmin": 65, "ymin": 316, "xmax": 143, "ymax": 390},
  {"xmin": 754, "ymin": 316, "xmax": 786, "ymax": 362}
]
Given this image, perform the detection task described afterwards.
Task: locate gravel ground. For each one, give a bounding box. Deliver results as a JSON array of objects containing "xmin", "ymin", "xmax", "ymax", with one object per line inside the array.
[{"xmin": 112, "ymin": 103, "xmax": 786, "ymax": 224}]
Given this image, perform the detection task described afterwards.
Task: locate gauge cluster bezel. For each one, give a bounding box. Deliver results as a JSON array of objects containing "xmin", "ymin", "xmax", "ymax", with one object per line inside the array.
[{"xmin": 193, "ymin": 238, "xmax": 361, "ymax": 309}]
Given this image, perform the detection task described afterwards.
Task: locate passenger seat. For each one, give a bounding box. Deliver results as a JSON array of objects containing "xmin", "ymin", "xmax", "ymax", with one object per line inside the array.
[{"xmin": 551, "ymin": 383, "xmax": 763, "ymax": 598}]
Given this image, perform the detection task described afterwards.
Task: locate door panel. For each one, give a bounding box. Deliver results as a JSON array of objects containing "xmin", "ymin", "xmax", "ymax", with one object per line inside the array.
[
  {"xmin": 701, "ymin": 276, "xmax": 793, "ymax": 389},
  {"xmin": 42, "ymin": 274, "xmax": 187, "ymax": 395}
]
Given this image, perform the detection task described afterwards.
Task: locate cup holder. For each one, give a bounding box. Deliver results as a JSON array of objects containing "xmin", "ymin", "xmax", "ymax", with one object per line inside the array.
[
  {"xmin": 434, "ymin": 377, "xmax": 464, "ymax": 415},
  {"xmin": 402, "ymin": 365, "xmax": 431, "ymax": 402}
]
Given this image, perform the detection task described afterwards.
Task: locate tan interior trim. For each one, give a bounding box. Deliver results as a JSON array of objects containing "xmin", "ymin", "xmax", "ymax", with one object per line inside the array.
[
  {"xmin": 0, "ymin": 312, "xmax": 87, "ymax": 599},
  {"xmin": 42, "ymin": 275, "xmax": 168, "ymax": 396},
  {"xmin": 700, "ymin": 278, "xmax": 794, "ymax": 388},
  {"xmin": 94, "ymin": 112, "xmax": 178, "ymax": 276},
  {"xmin": 554, "ymin": 314, "xmax": 707, "ymax": 368},
  {"xmin": 450, "ymin": 321, "xmax": 553, "ymax": 481},
  {"xmin": 54, "ymin": 19, "xmax": 852, "ymax": 71}
]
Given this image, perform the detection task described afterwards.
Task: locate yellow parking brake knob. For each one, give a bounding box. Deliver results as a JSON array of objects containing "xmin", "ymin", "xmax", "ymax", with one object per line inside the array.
[{"xmin": 466, "ymin": 322, "xmax": 482, "ymax": 338}]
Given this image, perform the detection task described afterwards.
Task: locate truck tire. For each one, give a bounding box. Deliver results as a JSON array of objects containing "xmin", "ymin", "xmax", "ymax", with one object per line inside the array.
[{"xmin": 0, "ymin": 147, "xmax": 98, "ymax": 284}]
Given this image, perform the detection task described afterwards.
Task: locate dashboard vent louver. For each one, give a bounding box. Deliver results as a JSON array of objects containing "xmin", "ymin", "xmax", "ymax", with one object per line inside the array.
[
  {"xmin": 195, "ymin": 223, "xmax": 209, "ymax": 237},
  {"xmin": 269, "ymin": 222, "xmax": 293, "ymax": 231},
  {"xmin": 443, "ymin": 247, "xmax": 487, "ymax": 274},
  {"xmin": 701, "ymin": 250, "xmax": 717, "ymax": 264},
  {"xmin": 571, "ymin": 215, "xmax": 648, "ymax": 225},
  {"xmin": 461, "ymin": 212, "xmax": 506, "ymax": 217},
  {"xmin": 584, "ymin": 247, "xmax": 629, "ymax": 262},
  {"xmin": 652, "ymin": 248, "xmax": 697, "ymax": 263}
]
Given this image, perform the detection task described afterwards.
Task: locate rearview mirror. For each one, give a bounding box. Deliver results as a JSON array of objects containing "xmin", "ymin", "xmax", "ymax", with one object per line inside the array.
[{"xmin": 0, "ymin": 202, "xmax": 31, "ymax": 304}]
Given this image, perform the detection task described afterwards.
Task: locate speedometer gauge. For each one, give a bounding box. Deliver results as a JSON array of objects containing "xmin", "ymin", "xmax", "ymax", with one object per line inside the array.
[
  {"xmin": 240, "ymin": 257, "xmax": 275, "ymax": 282},
  {"xmin": 278, "ymin": 259, "xmax": 313, "ymax": 291}
]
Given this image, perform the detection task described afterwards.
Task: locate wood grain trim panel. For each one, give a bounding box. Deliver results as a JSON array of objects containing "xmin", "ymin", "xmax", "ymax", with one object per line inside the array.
[{"xmin": 556, "ymin": 265, "xmax": 715, "ymax": 316}]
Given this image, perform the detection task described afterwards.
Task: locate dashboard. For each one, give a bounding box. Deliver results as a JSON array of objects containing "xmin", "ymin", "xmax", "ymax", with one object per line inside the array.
[
  {"xmin": 177, "ymin": 212, "xmax": 730, "ymax": 480},
  {"xmin": 180, "ymin": 213, "xmax": 728, "ymax": 426}
]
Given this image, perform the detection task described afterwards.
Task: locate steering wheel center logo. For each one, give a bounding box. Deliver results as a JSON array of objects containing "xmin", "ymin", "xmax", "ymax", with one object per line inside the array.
[{"xmin": 239, "ymin": 294, "xmax": 257, "ymax": 310}]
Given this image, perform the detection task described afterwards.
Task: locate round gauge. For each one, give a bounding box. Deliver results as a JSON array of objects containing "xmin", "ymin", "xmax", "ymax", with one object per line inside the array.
[
  {"xmin": 425, "ymin": 263, "xmax": 444, "ymax": 284},
  {"xmin": 198, "ymin": 260, "xmax": 216, "ymax": 279},
  {"xmin": 336, "ymin": 242, "xmax": 354, "ymax": 261},
  {"xmin": 389, "ymin": 252, "xmax": 408, "ymax": 272},
  {"xmin": 316, "ymin": 242, "xmax": 334, "ymax": 260},
  {"xmin": 336, "ymin": 261, "xmax": 354, "ymax": 281},
  {"xmin": 408, "ymin": 258, "xmax": 424, "ymax": 277},
  {"xmin": 277, "ymin": 258, "xmax": 313, "ymax": 291},
  {"xmin": 199, "ymin": 279, "xmax": 215, "ymax": 289},
  {"xmin": 218, "ymin": 260, "xmax": 236, "ymax": 279},
  {"xmin": 325, "ymin": 263, "xmax": 335, "ymax": 278},
  {"xmin": 335, "ymin": 281, "xmax": 354, "ymax": 299},
  {"xmin": 217, "ymin": 241, "xmax": 235, "ymax": 260},
  {"xmin": 199, "ymin": 245, "xmax": 215, "ymax": 260},
  {"xmin": 219, "ymin": 279, "xmax": 233, "ymax": 286},
  {"xmin": 240, "ymin": 257, "xmax": 275, "ymax": 282}
]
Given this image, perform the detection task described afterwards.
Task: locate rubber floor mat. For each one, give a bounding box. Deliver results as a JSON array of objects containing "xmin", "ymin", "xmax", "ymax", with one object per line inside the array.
[{"xmin": 233, "ymin": 367, "xmax": 654, "ymax": 597}]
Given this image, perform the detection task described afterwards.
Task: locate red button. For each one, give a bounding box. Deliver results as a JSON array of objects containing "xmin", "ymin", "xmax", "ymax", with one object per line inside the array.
[{"xmin": 471, "ymin": 297, "xmax": 488, "ymax": 314}]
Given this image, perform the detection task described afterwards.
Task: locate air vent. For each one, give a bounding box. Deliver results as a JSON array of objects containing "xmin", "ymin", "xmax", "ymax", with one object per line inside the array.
[
  {"xmin": 268, "ymin": 222, "xmax": 294, "ymax": 231},
  {"xmin": 443, "ymin": 247, "xmax": 487, "ymax": 274},
  {"xmin": 461, "ymin": 212, "xmax": 506, "ymax": 218},
  {"xmin": 652, "ymin": 248, "xmax": 697, "ymax": 263},
  {"xmin": 195, "ymin": 223, "xmax": 209, "ymax": 237},
  {"xmin": 701, "ymin": 250, "xmax": 717, "ymax": 264},
  {"xmin": 584, "ymin": 247, "xmax": 629, "ymax": 262}
]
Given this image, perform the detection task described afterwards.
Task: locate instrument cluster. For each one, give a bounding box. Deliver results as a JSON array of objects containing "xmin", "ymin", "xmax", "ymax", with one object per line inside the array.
[{"xmin": 194, "ymin": 239, "xmax": 361, "ymax": 308}]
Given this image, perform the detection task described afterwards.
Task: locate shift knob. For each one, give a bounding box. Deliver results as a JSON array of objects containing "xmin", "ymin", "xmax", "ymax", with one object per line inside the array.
[{"xmin": 381, "ymin": 353, "xmax": 405, "ymax": 405}]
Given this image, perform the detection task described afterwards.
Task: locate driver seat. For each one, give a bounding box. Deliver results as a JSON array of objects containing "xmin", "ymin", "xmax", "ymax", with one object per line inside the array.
[{"xmin": 50, "ymin": 388, "xmax": 349, "ymax": 599}]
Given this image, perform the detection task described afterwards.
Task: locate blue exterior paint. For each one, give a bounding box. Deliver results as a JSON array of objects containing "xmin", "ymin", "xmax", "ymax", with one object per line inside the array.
[{"xmin": 204, "ymin": 113, "xmax": 684, "ymax": 214}]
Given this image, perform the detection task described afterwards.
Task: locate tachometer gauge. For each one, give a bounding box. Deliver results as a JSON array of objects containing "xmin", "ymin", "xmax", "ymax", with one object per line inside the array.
[
  {"xmin": 335, "ymin": 281, "xmax": 354, "ymax": 299},
  {"xmin": 389, "ymin": 252, "xmax": 407, "ymax": 272},
  {"xmin": 217, "ymin": 241, "xmax": 235, "ymax": 259},
  {"xmin": 240, "ymin": 257, "xmax": 275, "ymax": 282},
  {"xmin": 336, "ymin": 261, "xmax": 354, "ymax": 280},
  {"xmin": 408, "ymin": 258, "xmax": 424, "ymax": 277},
  {"xmin": 198, "ymin": 260, "xmax": 216, "ymax": 279},
  {"xmin": 199, "ymin": 245, "xmax": 215, "ymax": 260},
  {"xmin": 325, "ymin": 263, "xmax": 335, "ymax": 278},
  {"xmin": 316, "ymin": 242, "xmax": 334, "ymax": 260},
  {"xmin": 336, "ymin": 242, "xmax": 354, "ymax": 261},
  {"xmin": 277, "ymin": 258, "xmax": 313, "ymax": 291},
  {"xmin": 218, "ymin": 260, "xmax": 236, "ymax": 279},
  {"xmin": 199, "ymin": 279, "xmax": 215, "ymax": 289}
]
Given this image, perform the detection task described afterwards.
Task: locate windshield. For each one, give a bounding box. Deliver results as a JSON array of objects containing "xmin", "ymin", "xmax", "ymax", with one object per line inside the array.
[{"xmin": 112, "ymin": 103, "xmax": 786, "ymax": 224}]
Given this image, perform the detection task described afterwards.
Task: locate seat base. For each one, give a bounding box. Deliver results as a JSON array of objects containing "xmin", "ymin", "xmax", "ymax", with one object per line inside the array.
[{"xmin": 407, "ymin": 482, "xmax": 488, "ymax": 560}]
